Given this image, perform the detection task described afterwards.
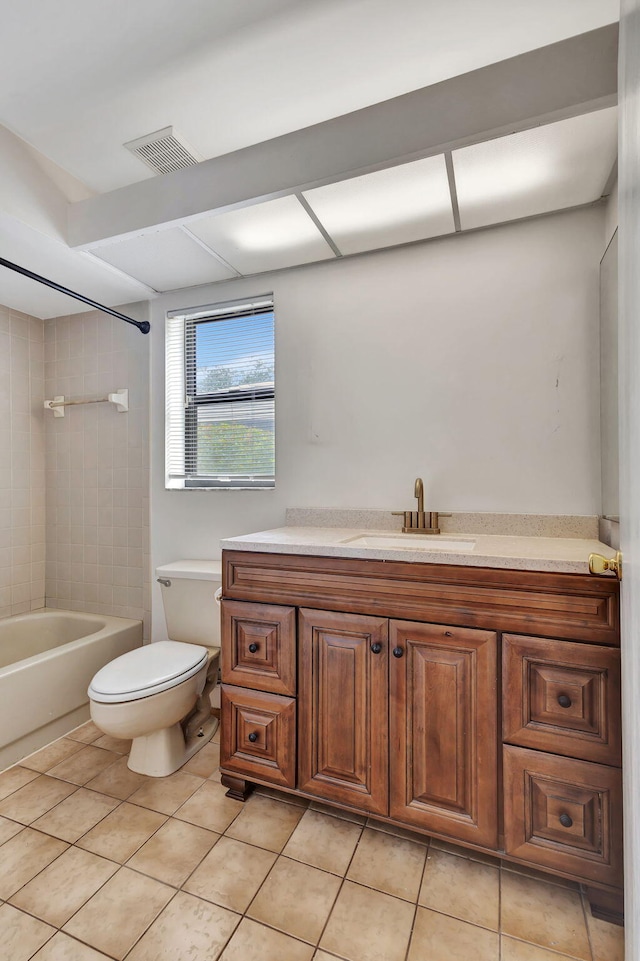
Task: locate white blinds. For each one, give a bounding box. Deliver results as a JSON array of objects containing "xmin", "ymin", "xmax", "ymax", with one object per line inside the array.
[{"xmin": 165, "ymin": 296, "xmax": 275, "ymax": 489}]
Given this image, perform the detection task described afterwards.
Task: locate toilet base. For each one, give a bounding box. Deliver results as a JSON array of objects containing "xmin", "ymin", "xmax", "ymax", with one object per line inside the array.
[{"xmin": 127, "ymin": 714, "xmax": 219, "ymax": 777}]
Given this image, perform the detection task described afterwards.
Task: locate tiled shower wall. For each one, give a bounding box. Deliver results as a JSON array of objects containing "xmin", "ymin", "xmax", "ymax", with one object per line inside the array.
[
  {"xmin": 43, "ymin": 307, "xmax": 150, "ymax": 638},
  {"xmin": 0, "ymin": 304, "xmax": 45, "ymax": 618}
]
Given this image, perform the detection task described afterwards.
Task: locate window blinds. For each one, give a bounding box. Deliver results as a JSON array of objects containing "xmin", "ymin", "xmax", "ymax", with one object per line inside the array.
[{"xmin": 166, "ymin": 296, "xmax": 275, "ymax": 489}]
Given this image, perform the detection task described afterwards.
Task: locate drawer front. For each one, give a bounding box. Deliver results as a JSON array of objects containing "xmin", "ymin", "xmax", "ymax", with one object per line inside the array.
[
  {"xmin": 221, "ymin": 685, "xmax": 296, "ymax": 788},
  {"xmin": 503, "ymin": 635, "xmax": 621, "ymax": 765},
  {"xmin": 221, "ymin": 599, "xmax": 296, "ymax": 695},
  {"xmin": 503, "ymin": 746, "xmax": 622, "ymax": 887}
]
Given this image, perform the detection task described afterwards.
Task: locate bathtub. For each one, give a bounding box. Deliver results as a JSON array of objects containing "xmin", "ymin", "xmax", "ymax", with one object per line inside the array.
[{"xmin": 0, "ymin": 609, "xmax": 142, "ymax": 770}]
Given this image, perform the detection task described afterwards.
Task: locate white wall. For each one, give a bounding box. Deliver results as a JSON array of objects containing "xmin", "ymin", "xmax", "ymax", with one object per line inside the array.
[{"xmin": 150, "ymin": 205, "xmax": 604, "ymax": 634}]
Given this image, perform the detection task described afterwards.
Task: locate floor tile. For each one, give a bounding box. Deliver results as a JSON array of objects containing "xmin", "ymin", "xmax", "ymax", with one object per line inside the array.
[
  {"xmin": 585, "ymin": 909, "xmax": 625, "ymax": 961},
  {"xmin": 501, "ymin": 937, "xmax": 584, "ymax": 960},
  {"xmin": 127, "ymin": 817, "xmax": 219, "ymax": 887},
  {"xmin": 181, "ymin": 740, "xmax": 221, "ymax": 778},
  {"xmin": 502, "ymin": 860, "xmax": 580, "ymax": 890},
  {"xmin": 32, "ymin": 787, "xmax": 120, "ymax": 842},
  {"xmin": 47, "ymin": 746, "xmax": 120, "ymax": 785},
  {"xmin": 283, "ymin": 809, "xmax": 362, "ymax": 876},
  {"xmin": 226, "ymin": 793, "xmax": 305, "ymax": 852},
  {"xmin": 77, "ymin": 801, "xmax": 166, "ymax": 862},
  {"xmin": 67, "ymin": 721, "xmax": 102, "ymax": 744},
  {"xmin": 365, "ymin": 817, "xmax": 430, "ymax": 845},
  {"xmin": 31, "ymin": 931, "xmax": 113, "ymax": 960},
  {"xmin": 175, "ymin": 778, "xmax": 244, "ymax": 833},
  {"xmin": 21, "ymin": 738, "xmax": 85, "ymax": 773},
  {"xmin": 0, "ymin": 774, "xmax": 77, "ymax": 824},
  {"xmin": 0, "ymin": 903, "xmax": 55, "ymax": 961},
  {"xmin": 184, "ymin": 835, "xmax": 276, "ymax": 912},
  {"xmin": 0, "ymin": 828, "xmax": 68, "ymax": 899},
  {"xmin": 347, "ymin": 826, "xmax": 427, "ymax": 901},
  {"xmin": 501, "ymin": 872, "xmax": 591, "ymax": 960},
  {"xmin": 429, "ymin": 835, "xmax": 500, "ymax": 866},
  {"xmin": 10, "ymin": 846, "xmax": 118, "ymax": 927},
  {"xmin": 408, "ymin": 907, "xmax": 499, "ymax": 961},
  {"xmin": 126, "ymin": 890, "xmax": 240, "ymax": 960},
  {"xmin": 63, "ymin": 867, "xmax": 174, "ymax": 960},
  {"xmin": 419, "ymin": 846, "xmax": 500, "ymax": 929},
  {"xmin": 0, "ymin": 813, "xmax": 24, "ymax": 844},
  {"xmin": 84, "ymin": 756, "xmax": 149, "ymax": 800},
  {"xmin": 128, "ymin": 770, "xmax": 203, "ymax": 815},
  {"xmin": 220, "ymin": 917, "xmax": 314, "ymax": 961},
  {"xmin": 254, "ymin": 784, "xmax": 310, "ymax": 807},
  {"xmin": 309, "ymin": 800, "xmax": 366, "ymax": 824},
  {"xmin": 320, "ymin": 880, "xmax": 415, "ymax": 961},
  {"xmin": 92, "ymin": 734, "xmax": 131, "ymax": 754},
  {"xmin": 248, "ymin": 856, "xmax": 342, "ymax": 944},
  {"xmin": 0, "ymin": 764, "xmax": 40, "ymax": 800}
]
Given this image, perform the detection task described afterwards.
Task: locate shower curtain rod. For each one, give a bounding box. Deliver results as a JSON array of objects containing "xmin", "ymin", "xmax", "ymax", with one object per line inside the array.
[{"xmin": 0, "ymin": 257, "xmax": 151, "ymax": 334}]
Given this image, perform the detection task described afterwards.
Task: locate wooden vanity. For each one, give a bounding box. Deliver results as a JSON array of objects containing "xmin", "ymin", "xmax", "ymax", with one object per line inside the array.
[{"xmin": 219, "ymin": 548, "xmax": 622, "ymax": 923}]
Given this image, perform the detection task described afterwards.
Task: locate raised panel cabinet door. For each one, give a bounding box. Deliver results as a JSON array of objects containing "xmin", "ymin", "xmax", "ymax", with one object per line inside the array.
[
  {"xmin": 220, "ymin": 684, "xmax": 296, "ymax": 788},
  {"xmin": 298, "ymin": 609, "xmax": 389, "ymax": 815},
  {"xmin": 503, "ymin": 745, "xmax": 623, "ymax": 887},
  {"xmin": 502, "ymin": 635, "xmax": 621, "ymax": 766},
  {"xmin": 221, "ymin": 599, "xmax": 296, "ymax": 695},
  {"xmin": 389, "ymin": 620, "xmax": 499, "ymax": 848}
]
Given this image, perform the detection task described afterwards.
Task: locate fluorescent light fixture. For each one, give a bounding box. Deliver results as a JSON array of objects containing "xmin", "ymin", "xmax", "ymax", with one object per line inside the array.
[
  {"xmin": 90, "ymin": 228, "xmax": 236, "ymax": 291},
  {"xmin": 452, "ymin": 107, "xmax": 617, "ymax": 230},
  {"xmin": 303, "ymin": 155, "xmax": 455, "ymax": 254},
  {"xmin": 189, "ymin": 196, "xmax": 335, "ymax": 274}
]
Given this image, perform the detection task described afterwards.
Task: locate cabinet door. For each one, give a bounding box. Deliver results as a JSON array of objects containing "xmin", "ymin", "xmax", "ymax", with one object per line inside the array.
[
  {"xmin": 221, "ymin": 599, "xmax": 296, "ymax": 696},
  {"xmin": 503, "ymin": 745, "xmax": 622, "ymax": 887},
  {"xmin": 221, "ymin": 684, "xmax": 296, "ymax": 789},
  {"xmin": 502, "ymin": 635, "xmax": 621, "ymax": 765},
  {"xmin": 389, "ymin": 620, "xmax": 498, "ymax": 848},
  {"xmin": 298, "ymin": 609, "xmax": 388, "ymax": 815}
]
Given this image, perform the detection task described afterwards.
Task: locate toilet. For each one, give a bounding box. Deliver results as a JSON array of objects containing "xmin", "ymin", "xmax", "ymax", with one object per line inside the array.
[{"xmin": 88, "ymin": 560, "xmax": 222, "ymax": 777}]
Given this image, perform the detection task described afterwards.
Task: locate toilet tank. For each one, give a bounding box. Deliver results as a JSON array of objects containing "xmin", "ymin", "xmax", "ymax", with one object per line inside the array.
[{"xmin": 156, "ymin": 560, "xmax": 222, "ymax": 647}]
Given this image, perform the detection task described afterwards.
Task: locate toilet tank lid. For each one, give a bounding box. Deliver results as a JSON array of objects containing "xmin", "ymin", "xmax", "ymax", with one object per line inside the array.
[{"xmin": 155, "ymin": 560, "xmax": 222, "ymax": 581}]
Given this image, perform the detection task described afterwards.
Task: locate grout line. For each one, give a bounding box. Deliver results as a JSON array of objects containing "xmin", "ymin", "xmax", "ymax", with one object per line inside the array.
[
  {"xmin": 580, "ymin": 889, "xmax": 597, "ymax": 961},
  {"xmin": 402, "ymin": 835, "xmax": 431, "ymax": 961}
]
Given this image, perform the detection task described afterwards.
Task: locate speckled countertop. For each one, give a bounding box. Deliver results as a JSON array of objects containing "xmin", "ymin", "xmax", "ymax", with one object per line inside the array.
[{"xmin": 220, "ymin": 525, "xmax": 617, "ymax": 575}]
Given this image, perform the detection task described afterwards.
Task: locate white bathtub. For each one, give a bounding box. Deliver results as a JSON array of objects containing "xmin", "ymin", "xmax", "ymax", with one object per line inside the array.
[{"xmin": 0, "ymin": 609, "xmax": 142, "ymax": 770}]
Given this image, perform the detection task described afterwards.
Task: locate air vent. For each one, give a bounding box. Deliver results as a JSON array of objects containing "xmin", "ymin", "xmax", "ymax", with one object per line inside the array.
[{"xmin": 124, "ymin": 126, "xmax": 203, "ymax": 175}]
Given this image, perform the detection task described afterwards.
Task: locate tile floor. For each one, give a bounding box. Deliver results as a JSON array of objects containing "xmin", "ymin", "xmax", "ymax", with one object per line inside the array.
[{"xmin": 0, "ymin": 721, "xmax": 625, "ymax": 961}]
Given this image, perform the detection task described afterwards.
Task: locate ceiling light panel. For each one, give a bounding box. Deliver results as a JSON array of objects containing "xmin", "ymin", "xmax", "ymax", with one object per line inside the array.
[
  {"xmin": 89, "ymin": 228, "xmax": 237, "ymax": 291},
  {"xmin": 188, "ymin": 196, "xmax": 335, "ymax": 274},
  {"xmin": 303, "ymin": 155, "xmax": 455, "ymax": 255},
  {"xmin": 452, "ymin": 106, "xmax": 618, "ymax": 230}
]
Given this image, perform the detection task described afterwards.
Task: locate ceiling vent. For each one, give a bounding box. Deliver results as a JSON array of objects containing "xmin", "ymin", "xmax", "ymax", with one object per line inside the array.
[{"xmin": 124, "ymin": 126, "xmax": 203, "ymax": 175}]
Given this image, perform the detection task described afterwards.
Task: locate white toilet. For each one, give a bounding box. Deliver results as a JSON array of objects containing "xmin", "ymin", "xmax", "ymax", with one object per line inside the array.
[{"xmin": 88, "ymin": 560, "xmax": 222, "ymax": 777}]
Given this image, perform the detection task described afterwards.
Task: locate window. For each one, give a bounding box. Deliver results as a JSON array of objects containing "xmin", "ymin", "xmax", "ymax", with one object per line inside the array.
[{"xmin": 166, "ymin": 296, "xmax": 275, "ymax": 489}]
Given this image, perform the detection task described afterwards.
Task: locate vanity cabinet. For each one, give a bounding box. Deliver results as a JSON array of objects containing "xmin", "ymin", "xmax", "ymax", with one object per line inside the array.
[{"xmin": 219, "ymin": 549, "xmax": 622, "ymax": 921}]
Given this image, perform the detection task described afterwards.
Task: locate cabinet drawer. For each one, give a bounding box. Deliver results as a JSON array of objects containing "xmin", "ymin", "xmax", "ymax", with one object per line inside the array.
[
  {"xmin": 221, "ymin": 599, "xmax": 296, "ymax": 695},
  {"xmin": 503, "ymin": 746, "xmax": 622, "ymax": 887},
  {"xmin": 221, "ymin": 685, "xmax": 296, "ymax": 789},
  {"xmin": 503, "ymin": 635, "xmax": 621, "ymax": 765}
]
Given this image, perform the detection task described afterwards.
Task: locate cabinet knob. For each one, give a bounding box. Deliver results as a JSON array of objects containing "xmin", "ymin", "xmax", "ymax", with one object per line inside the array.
[
  {"xmin": 557, "ymin": 694, "xmax": 572, "ymax": 709},
  {"xmin": 248, "ymin": 643, "xmax": 259, "ymax": 653},
  {"xmin": 392, "ymin": 646, "xmax": 404, "ymax": 658},
  {"xmin": 559, "ymin": 813, "xmax": 573, "ymax": 828},
  {"xmin": 370, "ymin": 642, "xmax": 382, "ymax": 654},
  {"xmin": 247, "ymin": 732, "xmax": 258, "ymax": 743}
]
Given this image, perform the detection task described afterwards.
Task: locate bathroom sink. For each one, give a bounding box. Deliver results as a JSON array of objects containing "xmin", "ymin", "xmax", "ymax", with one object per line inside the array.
[{"xmin": 340, "ymin": 533, "xmax": 476, "ymax": 551}]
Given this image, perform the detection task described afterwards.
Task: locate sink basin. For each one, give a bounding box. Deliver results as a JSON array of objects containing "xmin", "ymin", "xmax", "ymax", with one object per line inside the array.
[{"xmin": 340, "ymin": 533, "xmax": 476, "ymax": 552}]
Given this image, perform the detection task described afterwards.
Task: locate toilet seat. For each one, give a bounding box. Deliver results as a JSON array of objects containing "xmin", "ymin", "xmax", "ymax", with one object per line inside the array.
[{"xmin": 88, "ymin": 641, "xmax": 209, "ymax": 704}]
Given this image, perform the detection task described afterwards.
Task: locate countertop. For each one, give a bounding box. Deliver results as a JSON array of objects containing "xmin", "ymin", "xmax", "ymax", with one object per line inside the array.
[{"xmin": 220, "ymin": 526, "xmax": 617, "ymax": 575}]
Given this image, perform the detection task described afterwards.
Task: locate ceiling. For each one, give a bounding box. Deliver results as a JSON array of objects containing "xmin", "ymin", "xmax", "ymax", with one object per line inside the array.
[{"xmin": 0, "ymin": 0, "xmax": 620, "ymax": 318}]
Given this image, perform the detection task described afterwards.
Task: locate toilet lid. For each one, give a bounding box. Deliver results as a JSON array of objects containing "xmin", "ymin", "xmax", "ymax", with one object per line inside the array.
[{"xmin": 88, "ymin": 641, "xmax": 209, "ymax": 703}]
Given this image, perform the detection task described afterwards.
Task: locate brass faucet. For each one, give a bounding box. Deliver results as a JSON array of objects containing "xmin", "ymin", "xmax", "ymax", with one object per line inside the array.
[{"xmin": 393, "ymin": 477, "xmax": 443, "ymax": 534}]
